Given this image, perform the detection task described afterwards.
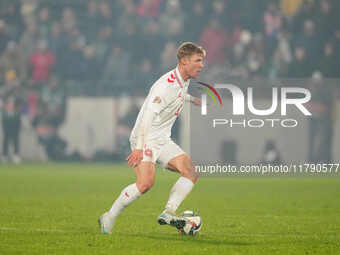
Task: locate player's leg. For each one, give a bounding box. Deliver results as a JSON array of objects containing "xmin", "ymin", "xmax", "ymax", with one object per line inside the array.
[
  {"xmin": 164, "ymin": 153, "xmax": 199, "ymax": 214},
  {"xmin": 99, "ymin": 162, "xmax": 155, "ymax": 234},
  {"xmin": 108, "ymin": 162, "xmax": 155, "ymax": 217},
  {"xmin": 167, "ymin": 153, "xmax": 199, "ymax": 183},
  {"xmin": 134, "ymin": 162, "xmax": 155, "ymax": 194},
  {"xmin": 157, "ymin": 153, "xmax": 190, "ymax": 229},
  {"xmin": 157, "ymin": 141, "xmax": 199, "ymax": 228}
]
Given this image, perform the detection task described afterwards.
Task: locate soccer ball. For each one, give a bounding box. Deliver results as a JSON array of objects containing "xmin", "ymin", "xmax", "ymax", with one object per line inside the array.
[{"xmin": 179, "ymin": 210, "xmax": 202, "ymax": 235}]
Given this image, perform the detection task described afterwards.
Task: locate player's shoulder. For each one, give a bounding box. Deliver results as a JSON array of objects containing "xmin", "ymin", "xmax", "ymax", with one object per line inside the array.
[{"xmin": 153, "ymin": 69, "xmax": 179, "ymax": 91}]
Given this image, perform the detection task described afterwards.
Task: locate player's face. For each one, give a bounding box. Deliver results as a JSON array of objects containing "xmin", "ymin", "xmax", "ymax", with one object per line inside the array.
[{"xmin": 186, "ymin": 54, "xmax": 204, "ymax": 78}]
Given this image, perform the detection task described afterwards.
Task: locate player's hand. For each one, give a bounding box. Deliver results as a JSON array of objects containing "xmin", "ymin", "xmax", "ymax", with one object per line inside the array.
[
  {"xmin": 126, "ymin": 149, "xmax": 143, "ymax": 168},
  {"xmin": 192, "ymin": 97, "xmax": 201, "ymax": 106}
]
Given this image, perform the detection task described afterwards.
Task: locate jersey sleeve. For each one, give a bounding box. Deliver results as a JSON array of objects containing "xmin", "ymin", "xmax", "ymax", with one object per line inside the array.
[{"xmin": 135, "ymin": 109, "xmax": 156, "ymax": 149}]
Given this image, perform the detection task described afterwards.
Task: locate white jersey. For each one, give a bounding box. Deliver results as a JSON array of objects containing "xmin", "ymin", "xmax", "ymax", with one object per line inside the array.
[{"xmin": 130, "ymin": 67, "xmax": 191, "ymax": 144}]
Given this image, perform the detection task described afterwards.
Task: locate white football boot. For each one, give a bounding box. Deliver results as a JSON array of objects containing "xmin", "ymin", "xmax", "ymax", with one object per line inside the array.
[
  {"xmin": 157, "ymin": 209, "xmax": 187, "ymax": 230},
  {"xmin": 98, "ymin": 212, "xmax": 115, "ymax": 234}
]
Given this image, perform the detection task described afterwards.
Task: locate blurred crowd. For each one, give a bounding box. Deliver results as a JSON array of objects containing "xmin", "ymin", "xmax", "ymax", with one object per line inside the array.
[
  {"xmin": 1, "ymin": 0, "xmax": 340, "ymax": 89},
  {"xmin": 0, "ymin": 0, "xmax": 339, "ymax": 162}
]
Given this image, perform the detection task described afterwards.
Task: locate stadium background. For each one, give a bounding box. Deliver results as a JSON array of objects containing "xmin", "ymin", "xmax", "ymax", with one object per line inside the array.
[
  {"xmin": 1, "ymin": 1, "xmax": 340, "ymax": 254},
  {"xmin": 0, "ymin": 0, "xmax": 339, "ymax": 163}
]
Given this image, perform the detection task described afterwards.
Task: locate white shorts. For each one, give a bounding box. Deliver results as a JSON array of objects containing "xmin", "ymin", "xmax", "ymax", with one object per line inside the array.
[{"xmin": 130, "ymin": 139, "xmax": 185, "ymax": 168}]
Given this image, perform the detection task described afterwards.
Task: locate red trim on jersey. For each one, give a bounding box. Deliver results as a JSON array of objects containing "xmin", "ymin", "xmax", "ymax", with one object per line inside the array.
[
  {"xmin": 168, "ymin": 78, "xmax": 174, "ymax": 83},
  {"xmin": 174, "ymin": 69, "xmax": 183, "ymax": 88}
]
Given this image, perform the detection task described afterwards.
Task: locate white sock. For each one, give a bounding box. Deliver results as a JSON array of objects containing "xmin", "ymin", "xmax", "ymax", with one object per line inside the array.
[
  {"xmin": 108, "ymin": 183, "xmax": 141, "ymax": 219},
  {"xmin": 165, "ymin": 177, "xmax": 194, "ymax": 213}
]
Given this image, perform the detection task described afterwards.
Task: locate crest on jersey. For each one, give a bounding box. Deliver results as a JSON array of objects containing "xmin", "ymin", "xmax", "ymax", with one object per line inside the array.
[{"xmin": 153, "ymin": 96, "xmax": 162, "ymax": 104}]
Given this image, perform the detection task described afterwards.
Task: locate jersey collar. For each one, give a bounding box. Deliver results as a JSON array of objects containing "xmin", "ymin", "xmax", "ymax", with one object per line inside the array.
[{"xmin": 174, "ymin": 66, "xmax": 190, "ymax": 88}]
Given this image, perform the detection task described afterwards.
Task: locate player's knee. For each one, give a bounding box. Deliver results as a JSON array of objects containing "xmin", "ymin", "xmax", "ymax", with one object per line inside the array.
[
  {"xmin": 187, "ymin": 167, "xmax": 199, "ymax": 183},
  {"xmin": 180, "ymin": 156, "xmax": 199, "ymax": 183},
  {"xmin": 191, "ymin": 168, "xmax": 200, "ymax": 182},
  {"xmin": 182, "ymin": 169, "xmax": 199, "ymax": 183},
  {"xmin": 137, "ymin": 181, "xmax": 154, "ymax": 194}
]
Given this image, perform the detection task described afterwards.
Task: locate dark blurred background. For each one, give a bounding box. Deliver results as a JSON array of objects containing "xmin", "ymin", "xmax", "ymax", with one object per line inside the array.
[{"xmin": 0, "ymin": 0, "xmax": 339, "ymax": 164}]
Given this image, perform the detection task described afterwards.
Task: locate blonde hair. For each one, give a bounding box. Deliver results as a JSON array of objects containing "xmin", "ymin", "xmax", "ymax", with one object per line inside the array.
[{"xmin": 177, "ymin": 42, "xmax": 206, "ymax": 60}]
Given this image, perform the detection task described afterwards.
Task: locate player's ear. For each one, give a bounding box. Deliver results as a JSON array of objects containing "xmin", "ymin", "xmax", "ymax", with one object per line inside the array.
[
  {"xmin": 181, "ymin": 56, "xmax": 190, "ymax": 65},
  {"xmin": 179, "ymin": 57, "xmax": 186, "ymax": 66}
]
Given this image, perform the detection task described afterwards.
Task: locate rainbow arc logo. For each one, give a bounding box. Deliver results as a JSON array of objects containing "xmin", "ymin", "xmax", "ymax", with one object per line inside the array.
[{"xmin": 197, "ymin": 81, "xmax": 223, "ymax": 105}]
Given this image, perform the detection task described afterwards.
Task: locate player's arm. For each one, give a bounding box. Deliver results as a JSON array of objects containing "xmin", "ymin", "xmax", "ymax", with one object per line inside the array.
[
  {"xmin": 126, "ymin": 90, "xmax": 168, "ymax": 167},
  {"xmin": 185, "ymin": 94, "xmax": 201, "ymax": 106},
  {"xmin": 126, "ymin": 110, "xmax": 155, "ymax": 167}
]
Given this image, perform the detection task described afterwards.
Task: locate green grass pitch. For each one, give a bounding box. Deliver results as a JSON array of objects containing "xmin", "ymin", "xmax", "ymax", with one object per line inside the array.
[{"xmin": 0, "ymin": 163, "xmax": 339, "ymax": 254}]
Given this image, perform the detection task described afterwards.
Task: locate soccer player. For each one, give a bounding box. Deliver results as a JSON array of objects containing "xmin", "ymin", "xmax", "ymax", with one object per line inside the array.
[{"xmin": 99, "ymin": 42, "xmax": 205, "ymax": 234}]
